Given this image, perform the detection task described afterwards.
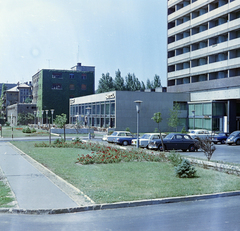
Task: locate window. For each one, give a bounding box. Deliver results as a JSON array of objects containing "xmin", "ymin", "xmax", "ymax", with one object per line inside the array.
[
  {"xmin": 81, "ymin": 84, "xmax": 86, "ymax": 90},
  {"xmin": 69, "ymin": 74, "xmax": 74, "ymax": 79},
  {"xmin": 82, "ymin": 74, "xmax": 87, "ymax": 79},
  {"xmin": 69, "ymin": 84, "xmax": 75, "ymax": 90},
  {"xmin": 51, "ymin": 83, "xmax": 62, "ymax": 90},
  {"xmin": 52, "ymin": 73, "xmax": 62, "ymax": 79}
]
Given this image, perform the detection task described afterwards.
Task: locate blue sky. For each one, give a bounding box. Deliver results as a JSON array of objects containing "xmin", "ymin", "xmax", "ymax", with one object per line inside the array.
[{"xmin": 0, "ymin": 0, "xmax": 167, "ymax": 89}]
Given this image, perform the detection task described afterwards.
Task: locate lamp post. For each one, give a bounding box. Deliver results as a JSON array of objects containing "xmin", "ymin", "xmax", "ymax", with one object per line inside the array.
[
  {"xmin": 134, "ymin": 100, "xmax": 142, "ymax": 148},
  {"xmin": 49, "ymin": 109, "xmax": 54, "ymax": 145},
  {"xmin": 41, "ymin": 110, "xmax": 44, "ymax": 125},
  {"xmin": 86, "ymin": 107, "xmax": 91, "ymax": 140},
  {"xmin": 34, "ymin": 111, "xmax": 36, "ymax": 126},
  {"xmin": 192, "ymin": 110, "xmax": 195, "ymax": 130},
  {"xmin": 37, "ymin": 111, "xmax": 39, "ymax": 129},
  {"xmin": 45, "ymin": 110, "xmax": 49, "ymax": 126}
]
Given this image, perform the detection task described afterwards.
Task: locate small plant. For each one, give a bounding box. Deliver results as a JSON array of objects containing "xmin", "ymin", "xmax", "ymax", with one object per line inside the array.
[
  {"xmin": 22, "ymin": 127, "xmax": 32, "ymax": 133},
  {"xmin": 31, "ymin": 128, "xmax": 36, "ymax": 133},
  {"xmin": 175, "ymin": 159, "xmax": 196, "ymax": 178},
  {"xmin": 125, "ymin": 127, "xmax": 130, "ymax": 132},
  {"xmin": 5, "ymin": 122, "xmax": 10, "ymax": 126},
  {"xmin": 168, "ymin": 151, "xmax": 183, "ymax": 166},
  {"xmin": 74, "ymin": 137, "xmax": 82, "ymax": 143},
  {"xmin": 181, "ymin": 126, "xmax": 187, "ymax": 134},
  {"xmin": 195, "ymin": 136, "xmax": 216, "ymax": 161},
  {"xmin": 53, "ymin": 138, "xmax": 65, "ymax": 144},
  {"xmin": 154, "ymin": 128, "xmax": 158, "ymax": 133}
]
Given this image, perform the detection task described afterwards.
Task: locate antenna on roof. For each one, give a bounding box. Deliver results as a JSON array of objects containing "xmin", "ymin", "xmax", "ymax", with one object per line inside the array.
[{"xmin": 46, "ymin": 59, "xmax": 51, "ymax": 68}]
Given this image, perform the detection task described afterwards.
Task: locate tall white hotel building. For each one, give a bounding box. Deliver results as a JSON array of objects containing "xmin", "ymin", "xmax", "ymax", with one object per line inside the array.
[{"xmin": 167, "ymin": 0, "xmax": 240, "ymax": 132}]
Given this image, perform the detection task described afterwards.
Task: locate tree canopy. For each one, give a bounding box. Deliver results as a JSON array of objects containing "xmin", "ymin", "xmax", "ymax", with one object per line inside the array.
[{"xmin": 97, "ymin": 70, "xmax": 162, "ymax": 93}]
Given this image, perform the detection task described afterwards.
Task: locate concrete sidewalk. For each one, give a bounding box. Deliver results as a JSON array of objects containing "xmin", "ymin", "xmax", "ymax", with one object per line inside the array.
[{"xmin": 0, "ymin": 142, "xmax": 94, "ymax": 210}]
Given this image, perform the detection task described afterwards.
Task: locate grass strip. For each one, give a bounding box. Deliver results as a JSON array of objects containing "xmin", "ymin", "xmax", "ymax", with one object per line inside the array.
[{"xmin": 11, "ymin": 141, "xmax": 240, "ymax": 204}]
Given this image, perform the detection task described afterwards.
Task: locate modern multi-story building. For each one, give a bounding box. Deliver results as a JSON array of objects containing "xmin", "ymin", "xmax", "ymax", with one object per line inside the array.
[
  {"xmin": 167, "ymin": 0, "xmax": 240, "ymax": 132},
  {"xmin": 32, "ymin": 64, "xmax": 95, "ymax": 123}
]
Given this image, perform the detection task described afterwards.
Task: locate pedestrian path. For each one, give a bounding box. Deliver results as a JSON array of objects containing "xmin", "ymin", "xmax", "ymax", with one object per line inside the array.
[{"xmin": 0, "ymin": 142, "xmax": 93, "ymax": 210}]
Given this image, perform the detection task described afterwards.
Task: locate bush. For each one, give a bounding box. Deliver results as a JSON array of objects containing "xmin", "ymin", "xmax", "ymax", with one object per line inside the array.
[
  {"xmin": 22, "ymin": 127, "xmax": 32, "ymax": 133},
  {"xmin": 125, "ymin": 127, "xmax": 130, "ymax": 132},
  {"xmin": 175, "ymin": 159, "xmax": 196, "ymax": 178},
  {"xmin": 168, "ymin": 151, "xmax": 183, "ymax": 166},
  {"xmin": 5, "ymin": 122, "xmax": 10, "ymax": 126},
  {"xmin": 181, "ymin": 126, "xmax": 187, "ymax": 134},
  {"xmin": 31, "ymin": 128, "xmax": 36, "ymax": 133},
  {"xmin": 53, "ymin": 138, "xmax": 65, "ymax": 144}
]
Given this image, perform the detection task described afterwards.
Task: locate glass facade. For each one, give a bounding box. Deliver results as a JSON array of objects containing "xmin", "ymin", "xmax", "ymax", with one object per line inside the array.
[
  {"xmin": 188, "ymin": 101, "xmax": 227, "ymax": 131},
  {"xmin": 70, "ymin": 100, "xmax": 116, "ymax": 128}
]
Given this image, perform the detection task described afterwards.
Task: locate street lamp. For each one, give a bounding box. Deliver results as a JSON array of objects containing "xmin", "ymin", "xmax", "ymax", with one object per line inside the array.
[
  {"xmin": 192, "ymin": 110, "xmax": 195, "ymax": 130},
  {"xmin": 41, "ymin": 110, "xmax": 44, "ymax": 125},
  {"xmin": 49, "ymin": 109, "xmax": 54, "ymax": 145},
  {"xmin": 45, "ymin": 110, "xmax": 49, "ymax": 125},
  {"xmin": 86, "ymin": 107, "xmax": 91, "ymax": 140},
  {"xmin": 37, "ymin": 111, "xmax": 39, "ymax": 129},
  {"xmin": 34, "ymin": 111, "xmax": 36, "ymax": 125},
  {"xmin": 134, "ymin": 100, "xmax": 142, "ymax": 148}
]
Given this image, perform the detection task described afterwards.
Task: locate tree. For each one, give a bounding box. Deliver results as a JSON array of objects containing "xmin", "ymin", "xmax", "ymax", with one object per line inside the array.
[
  {"xmin": 195, "ymin": 136, "xmax": 216, "ymax": 161},
  {"xmin": 141, "ymin": 81, "xmax": 146, "ymax": 91},
  {"xmin": 146, "ymin": 79, "xmax": 153, "ymax": 89},
  {"xmin": 114, "ymin": 69, "xmax": 125, "ymax": 91},
  {"xmin": 0, "ymin": 84, "xmax": 7, "ymax": 120},
  {"xmin": 54, "ymin": 113, "xmax": 67, "ymax": 141},
  {"xmin": 152, "ymin": 75, "xmax": 162, "ymax": 88},
  {"xmin": 151, "ymin": 112, "xmax": 165, "ymax": 151},
  {"xmin": 97, "ymin": 73, "xmax": 114, "ymax": 93},
  {"xmin": 17, "ymin": 113, "xmax": 34, "ymax": 125},
  {"xmin": 168, "ymin": 102, "xmax": 180, "ymax": 132},
  {"xmin": 24, "ymin": 97, "xmax": 32, "ymax": 103}
]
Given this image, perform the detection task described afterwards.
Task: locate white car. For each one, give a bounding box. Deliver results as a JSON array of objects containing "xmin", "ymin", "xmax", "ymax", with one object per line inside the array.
[
  {"xmin": 188, "ymin": 129, "xmax": 215, "ymax": 139},
  {"xmin": 132, "ymin": 133, "xmax": 166, "ymax": 148},
  {"xmin": 106, "ymin": 131, "xmax": 133, "ymax": 143}
]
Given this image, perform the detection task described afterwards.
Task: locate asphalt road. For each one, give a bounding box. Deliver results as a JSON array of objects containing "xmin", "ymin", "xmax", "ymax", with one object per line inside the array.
[{"xmin": 1, "ymin": 195, "xmax": 240, "ymax": 231}]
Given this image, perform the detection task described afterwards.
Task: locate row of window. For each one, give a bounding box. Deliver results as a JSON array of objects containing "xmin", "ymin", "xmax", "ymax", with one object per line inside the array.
[
  {"xmin": 70, "ymin": 101, "xmax": 115, "ymax": 116},
  {"xmin": 168, "ymin": 10, "xmax": 240, "ymax": 45},
  {"xmin": 51, "ymin": 84, "xmax": 87, "ymax": 90},
  {"xmin": 168, "ymin": 0, "xmax": 235, "ymax": 16},
  {"xmin": 168, "ymin": 48, "xmax": 240, "ymax": 72},
  {"xmin": 52, "ymin": 73, "xmax": 87, "ymax": 79},
  {"xmin": 168, "ymin": 29, "xmax": 240, "ymax": 58},
  {"xmin": 168, "ymin": 67, "xmax": 240, "ymax": 86}
]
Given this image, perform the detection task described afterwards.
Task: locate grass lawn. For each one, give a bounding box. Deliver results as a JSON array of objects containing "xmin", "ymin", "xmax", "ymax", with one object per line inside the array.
[
  {"xmin": 11, "ymin": 141, "xmax": 240, "ymax": 204},
  {"xmin": 1, "ymin": 126, "xmax": 49, "ymax": 138},
  {"xmin": 0, "ymin": 178, "xmax": 15, "ymax": 208}
]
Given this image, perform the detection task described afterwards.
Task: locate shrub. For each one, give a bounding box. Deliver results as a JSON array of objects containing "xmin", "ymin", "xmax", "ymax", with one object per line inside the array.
[
  {"xmin": 53, "ymin": 138, "xmax": 65, "ymax": 145},
  {"xmin": 175, "ymin": 159, "xmax": 196, "ymax": 178},
  {"xmin": 22, "ymin": 127, "xmax": 32, "ymax": 133},
  {"xmin": 168, "ymin": 151, "xmax": 183, "ymax": 166},
  {"xmin": 125, "ymin": 127, "xmax": 130, "ymax": 132},
  {"xmin": 31, "ymin": 128, "xmax": 36, "ymax": 133},
  {"xmin": 181, "ymin": 126, "xmax": 187, "ymax": 134},
  {"xmin": 5, "ymin": 122, "xmax": 10, "ymax": 126},
  {"xmin": 195, "ymin": 137, "xmax": 216, "ymax": 161}
]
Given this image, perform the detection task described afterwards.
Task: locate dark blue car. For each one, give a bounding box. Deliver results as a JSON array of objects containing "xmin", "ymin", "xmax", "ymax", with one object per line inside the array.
[
  {"xmin": 113, "ymin": 136, "xmax": 136, "ymax": 146},
  {"xmin": 212, "ymin": 132, "xmax": 229, "ymax": 144}
]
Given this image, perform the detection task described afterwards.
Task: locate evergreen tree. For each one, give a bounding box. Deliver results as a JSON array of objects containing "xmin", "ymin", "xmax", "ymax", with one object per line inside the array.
[
  {"xmin": 153, "ymin": 74, "xmax": 162, "ymax": 88},
  {"xmin": 146, "ymin": 78, "xmax": 153, "ymax": 89},
  {"xmin": 97, "ymin": 73, "xmax": 114, "ymax": 93},
  {"xmin": 114, "ymin": 69, "xmax": 125, "ymax": 91}
]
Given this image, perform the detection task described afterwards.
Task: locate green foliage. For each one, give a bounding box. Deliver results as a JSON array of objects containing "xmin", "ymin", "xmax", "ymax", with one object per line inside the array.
[
  {"xmin": 168, "ymin": 102, "xmax": 180, "ymax": 132},
  {"xmin": 175, "ymin": 159, "xmax": 196, "ymax": 178},
  {"xmin": 5, "ymin": 122, "xmax": 10, "ymax": 126},
  {"xmin": 17, "ymin": 113, "xmax": 34, "ymax": 125},
  {"xmin": 195, "ymin": 137, "xmax": 216, "ymax": 161},
  {"xmin": 54, "ymin": 113, "xmax": 67, "ymax": 128},
  {"xmin": 22, "ymin": 127, "xmax": 32, "ymax": 133},
  {"xmin": 125, "ymin": 127, "xmax": 130, "ymax": 132},
  {"xmin": 181, "ymin": 126, "xmax": 187, "ymax": 134},
  {"xmin": 53, "ymin": 138, "xmax": 65, "ymax": 145},
  {"xmin": 154, "ymin": 128, "xmax": 158, "ymax": 133},
  {"xmin": 168, "ymin": 151, "xmax": 183, "ymax": 167},
  {"xmin": 24, "ymin": 97, "xmax": 32, "ymax": 103},
  {"xmin": 31, "ymin": 128, "xmax": 36, "ymax": 133},
  {"xmin": 96, "ymin": 69, "xmax": 161, "ymax": 93}
]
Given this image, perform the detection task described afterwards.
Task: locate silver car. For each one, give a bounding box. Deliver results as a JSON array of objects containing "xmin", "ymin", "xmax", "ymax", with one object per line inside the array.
[
  {"xmin": 132, "ymin": 133, "xmax": 166, "ymax": 148},
  {"xmin": 107, "ymin": 131, "xmax": 133, "ymax": 143}
]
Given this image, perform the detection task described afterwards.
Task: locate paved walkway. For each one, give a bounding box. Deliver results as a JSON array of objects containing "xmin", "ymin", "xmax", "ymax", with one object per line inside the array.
[{"xmin": 0, "ymin": 142, "xmax": 94, "ymax": 210}]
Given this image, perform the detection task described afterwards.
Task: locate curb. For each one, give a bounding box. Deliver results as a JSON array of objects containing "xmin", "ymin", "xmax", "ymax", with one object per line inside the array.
[{"xmin": 1, "ymin": 190, "xmax": 240, "ymax": 215}]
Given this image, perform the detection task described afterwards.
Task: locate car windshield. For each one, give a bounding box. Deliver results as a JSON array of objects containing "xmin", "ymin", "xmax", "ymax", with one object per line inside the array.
[
  {"xmin": 229, "ymin": 132, "xmax": 239, "ymax": 138},
  {"xmin": 111, "ymin": 132, "xmax": 118, "ymax": 136},
  {"xmin": 141, "ymin": 134, "xmax": 151, "ymax": 139}
]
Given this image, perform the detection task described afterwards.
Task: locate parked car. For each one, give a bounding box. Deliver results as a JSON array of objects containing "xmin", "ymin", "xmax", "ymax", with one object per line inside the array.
[
  {"xmin": 188, "ymin": 129, "xmax": 215, "ymax": 139},
  {"xmin": 148, "ymin": 133, "xmax": 198, "ymax": 152},
  {"xmin": 225, "ymin": 131, "xmax": 240, "ymax": 145},
  {"xmin": 106, "ymin": 131, "xmax": 133, "ymax": 143},
  {"xmin": 131, "ymin": 133, "xmax": 166, "ymax": 148},
  {"xmin": 113, "ymin": 136, "xmax": 137, "ymax": 146},
  {"xmin": 212, "ymin": 132, "xmax": 229, "ymax": 144}
]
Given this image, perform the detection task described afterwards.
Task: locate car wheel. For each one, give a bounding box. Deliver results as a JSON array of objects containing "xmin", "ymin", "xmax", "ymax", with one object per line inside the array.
[
  {"xmin": 182, "ymin": 149, "xmax": 187, "ymax": 152},
  {"xmin": 189, "ymin": 145, "xmax": 196, "ymax": 152},
  {"xmin": 221, "ymin": 140, "xmax": 225, "ymax": 144},
  {"xmin": 122, "ymin": 141, "xmax": 128, "ymax": 146},
  {"xmin": 159, "ymin": 144, "xmax": 166, "ymax": 152},
  {"xmin": 213, "ymin": 142, "xmax": 217, "ymax": 144},
  {"xmin": 236, "ymin": 140, "xmax": 240, "ymax": 145}
]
